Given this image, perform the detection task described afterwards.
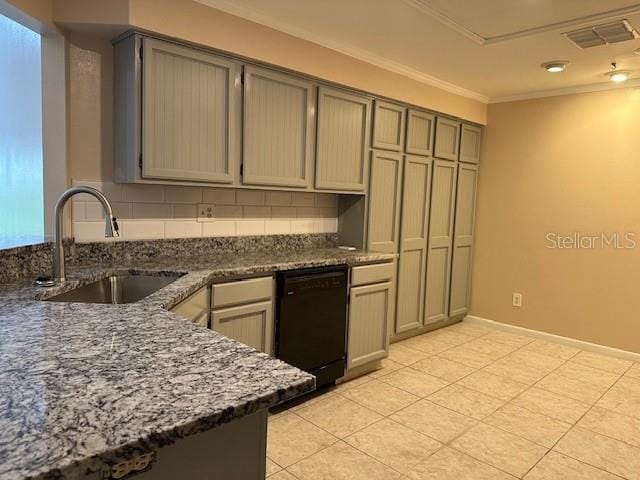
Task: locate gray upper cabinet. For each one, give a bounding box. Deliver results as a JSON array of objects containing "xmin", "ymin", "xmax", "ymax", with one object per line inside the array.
[
  {"xmin": 395, "ymin": 155, "xmax": 432, "ymax": 334},
  {"xmin": 316, "ymin": 87, "xmax": 371, "ymax": 192},
  {"xmin": 242, "ymin": 66, "xmax": 314, "ymax": 188},
  {"xmin": 372, "ymin": 100, "xmax": 406, "ymax": 152},
  {"xmin": 434, "ymin": 117, "xmax": 461, "ymax": 161},
  {"xmin": 459, "ymin": 123, "xmax": 482, "ymax": 165},
  {"xmin": 425, "ymin": 160, "xmax": 458, "ymax": 324},
  {"xmin": 449, "ymin": 163, "xmax": 479, "ymax": 317},
  {"xmin": 141, "ymin": 37, "xmax": 240, "ymax": 183},
  {"xmin": 406, "ymin": 109, "xmax": 435, "ymax": 157},
  {"xmin": 367, "ymin": 150, "xmax": 403, "ymax": 253}
]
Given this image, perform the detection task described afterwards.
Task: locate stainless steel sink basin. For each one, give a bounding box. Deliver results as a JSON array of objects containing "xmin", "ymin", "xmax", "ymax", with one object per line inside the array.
[{"xmin": 44, "ymin": 273, "xmax": 185, "ymax": 304}]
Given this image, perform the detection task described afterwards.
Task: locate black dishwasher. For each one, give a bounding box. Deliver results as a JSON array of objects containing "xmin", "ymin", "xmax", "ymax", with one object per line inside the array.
[{"xmin": 275, "ymin": 266, "xmax": 348, "ymax": 387}]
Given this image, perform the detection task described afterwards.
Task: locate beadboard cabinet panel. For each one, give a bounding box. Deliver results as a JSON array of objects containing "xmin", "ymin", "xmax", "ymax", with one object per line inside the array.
[
  {"xmin": 459, "ymin": 123, "xmax": 482, "ymax": 165},
  {"xmin": 406, "ymin": 109, "xmax": 435, "ymax": 157},
  {"xmin": 395, "ymin": 155, "xmax": 432, "ymax": 334},
  {"xmin": 242, "ymin": 66, "xmax": 314, "ymax": 188},
  {"xmin": 434, "ymin": 117, "xmax": 461, "ymax": 162},
  {"xmin": 367, "ymin": 151, "xmax": 403, "ymax": 253},
  {"xmin": 425, "ymin": 160, "xmax": 457, "ymax": 324},
  {"xmin": 347, "ymin": 282, "xmax": 393, "ymax": 369},
  {"xmin": 141, "ymin": 38, "xmax": 240, "ymax": 183},
  {"xmin": 315, "ymin": 87, "xmax": 371, "ymax": 192},
  {"xmin": 211, "ymin": 301, "xmax": 274, "ymax": 355},
  {"xmin": 449, "ymin": 163, "xmax": 479, "ymax": 316},
  {"xmin": 372, "ymin": 100, "xmax": 406, "ymax": 152}
]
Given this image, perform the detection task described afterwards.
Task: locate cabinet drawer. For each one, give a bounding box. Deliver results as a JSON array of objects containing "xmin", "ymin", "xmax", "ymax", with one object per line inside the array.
[
  {"xmin": 212, "ymin": 276, "xmax": 273, "ymax": 308},
  {"xmin": 171, "ymin": 286, "xmax": 209, "ymax": 322},
  {"xmin": 351, "ymin": 262, "xmax": 395, "ymax": 286}
]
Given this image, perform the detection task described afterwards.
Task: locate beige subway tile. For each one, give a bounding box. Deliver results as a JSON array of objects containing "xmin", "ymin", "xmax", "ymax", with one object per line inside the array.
[
  {"xmin": 213, "ymin": 205, "xmax": 243, "ymax": 220},
  {"xmin": 297, "ymin": 207, "xmax": 322, "ymax": 218},
  {"xmin": 164, "ymin": 221, "xmax": 202, "ymax": 239},
  {"xmin": 202, "ymin": 187, "xmax": 236, "ymax": 205},
  {"xmin": 132, "ymin": 203, "xmax": 172, "ymax": 220},
  {"xmin": 236, "ymin": 220, "xmax": 265, "ymax": 235},
  {"xmin": 244, "ymin": 206, "xmax": 271, "ymax": 219},
  {"xmin": 315, "ymin": 193, "xmax": 338, "ymax": 207},
  {"xmin": 291, "ymin": 192, "xmax": 315, "ymax": 207},
  {"xmin": 265, "ymin": 220, "xmax": 291, "ymax": 234},
  {"xmin": 122, "ymin": 184, "xmax": 164, "ymax": 203},
  {"xmin": 291, "ymin": 219, "xmax": 315, "ymax": 234},
  {"xmin": 112, "ymin": 202, "xmax": 132, "ymax": 219},
  {"xmin": 72, "ymin": 203, "xmax": 86, "ymax": 222},
  {"xmin": 85, "ymin": 202, "xmax": 106, "ymax": 221},
  {"xmin": 73, "ymin": 221, "xmax": 121, "ymax": 243},
  {"xmin": 120, "ymin": 220, "xmax": 164, "ymax": 240},
  {"xmin": 164, "ymin": 185, "xmax": 202, "ymax": 204},
  {"xmin": 202, "ymin": 221, "xmax": 236, "ymax": 237},
  {"xmin": 265, "ymin": 191, "xmax": 292, "ymax": 206},
  {"xmin": 236, "ymin": 189, "xmax": 265, "ymax": 206},
  {"xmin": 173, "ymin": 204, "xmax": 197, "ymax": 219},
  {"xmin": 272, "ymin": 206, "xmax": 297, "ymax": 219}
]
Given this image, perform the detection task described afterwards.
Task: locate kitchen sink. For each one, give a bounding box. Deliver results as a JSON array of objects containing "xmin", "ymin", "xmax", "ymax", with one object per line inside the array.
[{"xmin": 44, "ymin": 273, "xmax": 185, "ymax": 304}]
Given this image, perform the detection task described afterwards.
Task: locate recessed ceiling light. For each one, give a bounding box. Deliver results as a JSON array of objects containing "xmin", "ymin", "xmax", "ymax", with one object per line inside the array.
[
  {"xmin": 542, "ymin": 61, "xmax": 568, "ymax": 73},
  {"xmin": 608, "ymin": 70, "xmax": 631, "ymax": 82}
]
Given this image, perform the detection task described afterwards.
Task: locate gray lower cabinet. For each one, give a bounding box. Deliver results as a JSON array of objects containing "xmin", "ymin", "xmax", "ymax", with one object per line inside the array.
[
  {"xmin": 425, "ymin": 160, "xmax": 458, "ymax": 324},
  {"xmin": 434, "ymin": 117, "xmax": 461, "ymax": 161},
  {"xmin": 170, "ymin": 285, "xmax": 210, "ymax": 328},
  {"xmin": 459, "ymin": 123, "xmax": 482, "ymax": 164},
  {"xmin": 212, "ymin": 301, "xmax": 274, "ymax": 354},
  {"xmin": 395, "ymin": 155, "xmax": 432, "ymax": 334},
  {"xmin": 242, "ymin": 66, "xmax": 314, "ymax": 188},
  {"xmin": 449, "ymin": 163, "xmax": 479, "ymax": 316},
  {"xmin": 372, "ymin": 100, "xmax": 406, "ymax": 152},
  {"xmin": 367, "ymin": 150, "xmax": 403, "ymax": 253},
  {"xmin": 315, "ymin": 86, "xmax": 371, "ymax": 192},
  {"xmin": 347, "ymin": 281, "xmax": 393, "ymax": 370},
  {"xmin": 406, "ymin": 109, "xmax": 435, "ymax": 156},
  {"xmin": 211, "ymin": 277, "xmax": 274, "ymax": 354},
  {"xmin": 140, "ymin": 37, "xmax": 240, "ymax": 183}
]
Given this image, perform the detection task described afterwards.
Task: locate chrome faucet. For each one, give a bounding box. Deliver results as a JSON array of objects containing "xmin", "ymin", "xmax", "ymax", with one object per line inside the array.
[{"xmin": 53, "ymin": 186, "xmax": 119, "ymax": 283}]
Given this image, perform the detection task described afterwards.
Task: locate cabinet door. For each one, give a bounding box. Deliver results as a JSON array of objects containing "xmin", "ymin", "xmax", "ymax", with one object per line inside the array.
[
  {"xmin": 141, "ymin": 38, "xmax": 239, "ymax": 183},
  {"xmin": 367, "ymin": 151, "xmax": 403, "ymax": 253},
  {"xmin": 243, "ymin": 66, "xmax": 314, "ymax": 188},
  {"xmin": 425, "ymin": 160, "xmax": 458, "ymax": 324},
  {"xmin": 434, "ymin": 117, "xmax": 461, "ymax": 161},
  {"xmin": 348, "ymin": 282, "xmax": 393, "ymax": 369},
  {"xmin": 212, "ymin": 301, "xmax": 274, "ymax": 354},
  {"xmin": 395, "ymin": 155, "xmax": 432, "ymax": 334},
  {"xmin": 459, "ymin": 124, "xmax": 482, "ymax": 165},
  {"xmin": 170, "ymin": 285, "xmax": 209, "ymax": 323},
  {"xmin": 406, "ymin": 109, "xmax": 435, "ymax": 157},
  {"xmin": 372, "ymin": 100, "xmax": 405, "ymax": 151},
  {"xmin": 449, "ymin": 163, "xmax": 479, "ymax": 316},
  {"xmin": 316, "ymin": 87, "xmax": 371, "ymax": 192}
]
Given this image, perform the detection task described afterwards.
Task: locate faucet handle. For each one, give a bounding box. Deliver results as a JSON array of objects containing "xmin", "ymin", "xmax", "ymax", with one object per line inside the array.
[{"xmin": 111, "ymin": 217, "xmax": 120, "ymax": 237}]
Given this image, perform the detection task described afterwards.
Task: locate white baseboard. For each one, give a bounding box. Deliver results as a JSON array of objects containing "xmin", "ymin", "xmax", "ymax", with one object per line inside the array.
[{"xmin": 464, "ymin": 315, "xmax": 640, "ymax": 363}]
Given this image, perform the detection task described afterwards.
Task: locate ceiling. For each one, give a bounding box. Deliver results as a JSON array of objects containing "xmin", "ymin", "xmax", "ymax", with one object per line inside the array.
[{"xmin": 195, "ymin": 0, "xmax": 640, "ymax": 103}]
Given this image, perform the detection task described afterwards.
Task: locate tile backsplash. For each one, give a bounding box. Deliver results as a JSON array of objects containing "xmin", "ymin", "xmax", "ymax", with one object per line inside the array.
[{"xmin": 71, "ymin": 180, "xmax": 339, "ymax": 243}]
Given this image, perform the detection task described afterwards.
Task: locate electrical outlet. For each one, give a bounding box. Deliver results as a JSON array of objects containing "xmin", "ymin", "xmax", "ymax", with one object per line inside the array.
[
  {"xmin": 196, "ymin": 204, "xmax": 216, "ymax": 222},
  {"xmin": 512, "ymin": 293, "xmax": 523, "ymax": 307}
]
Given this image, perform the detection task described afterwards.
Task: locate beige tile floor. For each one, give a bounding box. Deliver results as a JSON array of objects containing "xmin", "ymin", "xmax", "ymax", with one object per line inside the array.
[{"xmin": 267, "ymin": 321, "xmax": 640, "ymax": 479}]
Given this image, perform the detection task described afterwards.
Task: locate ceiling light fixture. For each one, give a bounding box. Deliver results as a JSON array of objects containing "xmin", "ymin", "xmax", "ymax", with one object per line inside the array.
[
  {"xmin": 542, "ymin": 61, "xmax": 568, "ymax": 73},
  {"xmin": 608, "ymin": 62, "xmax": 631, "ymax": 82}
]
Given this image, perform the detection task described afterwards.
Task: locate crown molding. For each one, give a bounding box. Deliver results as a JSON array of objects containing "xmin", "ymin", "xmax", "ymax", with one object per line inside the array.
[
  {"xmin": 404, "ymin": 0, "xmax": 640, "ymax": 45},
  {"xmin": 195, "ymin": 0, "xmax": 490, "ymax": 103},
  {"xmin": 490, "ymin": 78, "xmax": 640, "ymax": 103}
]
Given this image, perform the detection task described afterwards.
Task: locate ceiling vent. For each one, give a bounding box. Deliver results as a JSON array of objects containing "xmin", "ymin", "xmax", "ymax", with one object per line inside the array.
[{"xmin": 565, "ymin": 20, "xmax": 639, "ymax": 49}]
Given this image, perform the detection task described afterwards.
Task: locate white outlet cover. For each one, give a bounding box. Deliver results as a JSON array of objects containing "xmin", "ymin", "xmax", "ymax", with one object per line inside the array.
[{"xmin": 196, "ymin": 204, "xmax": 216, "ymax": 222}]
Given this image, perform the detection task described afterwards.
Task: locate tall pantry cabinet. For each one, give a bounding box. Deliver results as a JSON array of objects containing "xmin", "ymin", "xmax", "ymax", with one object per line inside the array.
[{"xmin": 367, "ymin": 101, "xmax": 481, "ymax": 338}]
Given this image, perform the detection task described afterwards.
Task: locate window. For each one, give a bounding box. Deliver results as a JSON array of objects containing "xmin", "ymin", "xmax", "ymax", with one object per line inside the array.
[{"xmin": 0, "ymin": 13, "xmax": 43, "ymax": 249}]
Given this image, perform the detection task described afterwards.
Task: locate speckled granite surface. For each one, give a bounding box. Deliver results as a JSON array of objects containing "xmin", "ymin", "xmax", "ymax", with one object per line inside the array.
[{"xmin": 0, "ymin": 245, "xmax": 395, "ymax": 480}]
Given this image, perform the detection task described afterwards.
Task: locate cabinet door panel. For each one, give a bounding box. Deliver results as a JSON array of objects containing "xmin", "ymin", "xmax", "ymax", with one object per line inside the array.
[
  {"xmin": 460, "ymin": 124, "xmax": 482, "ymax": 165},
  {"xmin": 425, "ymin": 160, "xmax": 457, "ymax": 324},
  {"xmin": 406, "ymin": 109, "xmax": 435, "ymax": 157},
  {"xmin": 316, "ymin": 87, "xmax": 371, "ymax": 191},
  {"xmin": 450, "ymin": 163, "xmax": 479, "ymax": 316},
  {"xmin": 395, "ymin": 155, "xmax": 432, "ymax": 334},
  {"xmin": 212, "ymin": 301, "xmax": 274, "ymax": 354},
  {"xmin": 142, "ymin": 38, "xmax": 239, "ymax": 183},
  {"xmin": 434, "ymin": 117, "xmax": 461, "ymax": 161},
  {"xmin": 367, "ymin": 151, "xmax": 403, "ymax": 253},
  {"xmin": 243, "ymin": 66, "xmax": 314, "ymax": 187},
  {"xmin": 348, "ymin": 282, "xmax": 392, "ymax": 369},
  {"xmin": 372, "ymin": 100, "xmax": 405, "ymax": 151}
]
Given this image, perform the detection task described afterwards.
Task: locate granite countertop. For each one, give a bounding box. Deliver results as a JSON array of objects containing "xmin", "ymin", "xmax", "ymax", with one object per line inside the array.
[{"xmin": 0, "ymin": 247, "xmax": 395, "ymax": 480}]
